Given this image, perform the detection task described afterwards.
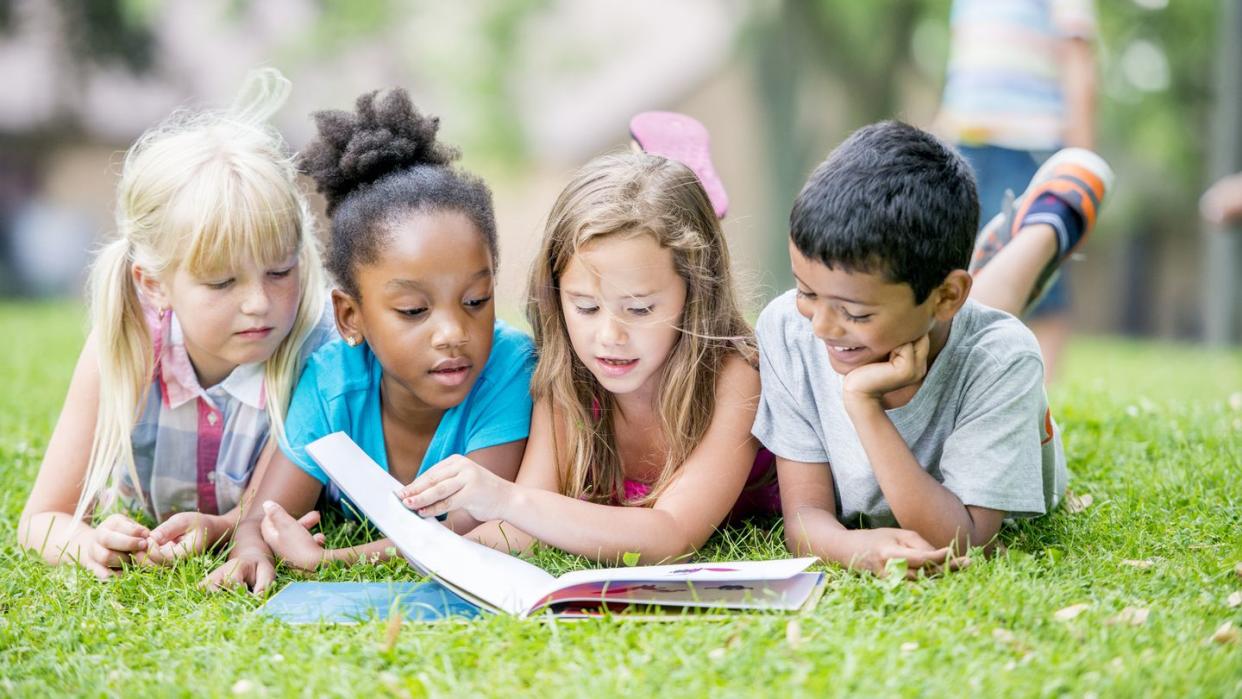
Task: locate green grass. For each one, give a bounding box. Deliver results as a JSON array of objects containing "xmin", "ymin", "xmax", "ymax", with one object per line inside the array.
[{"xmin": 1, "ymin": 301, "xmax": 1240, "ymax": 698}]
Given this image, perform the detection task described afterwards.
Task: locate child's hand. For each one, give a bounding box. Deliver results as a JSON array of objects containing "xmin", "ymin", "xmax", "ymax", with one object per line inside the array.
[
  {"xmin": 258, "ymin": 501, "xmax": 327, "ymax": 572},
  {"xmin": 842, "ymin": 334, "xmax": 930, "ymax": 404},
  {"xmin": 202, "ymin": 552, "xmax": 276, "ymax": 595},
  {"xmin": 141, "ymin": 512, "xmax": 227, "ymax": 565},
  {"xmin": 844, "ymin": 527, "xmax": 969, "ymax": 579},
  {"xmin": 84, "ymin": 513, "xmax": 153, "ymax": 578},
  {"xmin": 395, "ymin": 456, "xmax": 514, "ymax": 522}
]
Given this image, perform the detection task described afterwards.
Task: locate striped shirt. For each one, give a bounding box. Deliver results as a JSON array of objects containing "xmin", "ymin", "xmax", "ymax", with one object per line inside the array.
[
  {"xmin": 937, "ymin": 0, "xmax": 1096, "ymax": 151},
  {"xmin": 102, "ymin": 299, "xmax": 336, "ymax": 524}
]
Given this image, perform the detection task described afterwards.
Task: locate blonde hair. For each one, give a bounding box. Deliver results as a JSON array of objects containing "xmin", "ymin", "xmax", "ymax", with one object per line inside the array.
[
  {"xmin": 75, "ymin": 68, "xmax": 327, "ymax": 522},
  {"xmin": 526, "ymin": 152, "xmax": 755, "ymax": 506}
]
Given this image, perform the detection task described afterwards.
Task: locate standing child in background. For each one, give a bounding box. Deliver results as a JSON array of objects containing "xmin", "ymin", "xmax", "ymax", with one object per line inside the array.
[
  {"xmin": 207, "ymin": 88, "xmax": 535, "ymax": 593},
  {"xmin": 397, "ymin": 148, "xmax": 779, "ymax": 564},
  {"xmin": 18, "ymin": 69, "xmax": 335, "ymax": 578},
  {"xmin": 935, "ymin": 0, "xmax": 1099, "ymax": 380},
  {"xmin": 758, "ymin": 121, "xmax": 1112, "ymax": 578}
]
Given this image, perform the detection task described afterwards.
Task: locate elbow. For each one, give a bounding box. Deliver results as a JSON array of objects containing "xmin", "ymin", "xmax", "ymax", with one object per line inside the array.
[
  {"xmin": 625, "ymin": 512, "xmax": 700, "ymax": 565},
  {"xmin": 781, "ymin": 505, "xmax": 820, "ymax": 557},
  {"xmin": 633, "ymin": 532, "xmax": 697, "ymax": 566},
  {"xmin": 926, "ymin": 525, "xmax": 983, "ymax": 556},
  {"xmin": 783, "ymin": 528, "xmax": 805, "ymax": 556},
  {"xmin": 15, "ymin": 511, "xmax": 34, "ymax": 551},
  {"xmin": 16, "ymin": 505, "xmax": 49, "ymax": 552}
]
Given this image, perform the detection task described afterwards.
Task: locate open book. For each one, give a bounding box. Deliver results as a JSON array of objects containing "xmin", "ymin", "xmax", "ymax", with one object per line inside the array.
[{"xmin": 301, "ymin": 432, "xmax": 824, "ymax": 618}]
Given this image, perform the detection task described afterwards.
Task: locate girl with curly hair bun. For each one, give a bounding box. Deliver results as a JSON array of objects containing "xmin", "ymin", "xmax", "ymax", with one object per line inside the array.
[{"xmin": 206, "ymin": 88, "xmax": 535, "ymax": 593}]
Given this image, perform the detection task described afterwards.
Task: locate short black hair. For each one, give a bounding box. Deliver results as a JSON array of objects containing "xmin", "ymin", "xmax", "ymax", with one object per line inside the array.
[
  {"xmin": 301, "ymin": 88, "xmax": 498, "ymax": 298},
  {"xmin": 789, "ymin": 120, "xmax": 978, "ymax": 303}
]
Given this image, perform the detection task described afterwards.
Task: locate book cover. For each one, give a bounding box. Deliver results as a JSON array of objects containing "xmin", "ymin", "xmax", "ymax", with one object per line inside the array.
[{"xmin": 260, "ymin": 581, "xmax": 480, "ymax": 624}]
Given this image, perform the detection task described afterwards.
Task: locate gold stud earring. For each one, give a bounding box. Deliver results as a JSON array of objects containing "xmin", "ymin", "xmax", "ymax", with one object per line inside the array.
[
  {"xmin": 158, "ymin": 307, "xmax": 168, "ymax": 321},
  {"xmin": 346, "ymin": 336, "xmax": 359, "ymax": 347}
]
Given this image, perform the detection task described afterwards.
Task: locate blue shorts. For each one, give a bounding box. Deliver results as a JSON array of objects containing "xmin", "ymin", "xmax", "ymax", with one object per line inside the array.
[{"xmin": 957, "ymin": 144, "xmax": 1069, "ymax": 318}]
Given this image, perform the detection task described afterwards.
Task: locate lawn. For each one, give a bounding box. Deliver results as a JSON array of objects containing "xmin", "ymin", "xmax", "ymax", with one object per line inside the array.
[{"xmin": 1, "ymin": 301, "xmax": 1239, "ymax": 698}]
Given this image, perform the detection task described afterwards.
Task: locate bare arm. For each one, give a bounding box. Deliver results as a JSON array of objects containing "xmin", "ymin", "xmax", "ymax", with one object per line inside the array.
[
  {"xmin": 778, "ymin": 456, "xmax": 963, "ymax": 577},
  {"xmin": 203, "ymin": 447, "xmax": 322, "ymax": 592},
  {"xmin": 843, "ymin": 397, "xmax": 1004, "ymax": 553},
  {"xmin": 1060, "ymin": 36, "xmax": 1096, "ymax": 150},
  {"xmin": 838, "ymin": 336, "xmax": 1003, "ymax": 555},
  {"xmin": 464, "ymin": 404, "xmax": 559, "ymax": 554},
  {"xmin": 779, "ymin": 456, "xmax": 850, "ymax": 560},
  {"xmin": 16, "ymin": 331, "xmax": 161, "ymax": 578},
  {"xmin": 19, "ymin": 331, "xmax": 105, "ymax": 567},
  {"xmin": 440, "ymin": 439, "xmax": 526, "ymax": 534},
  {"xmin": 423, "ymin": 356, "xmax": 762, "ymax": 563},
  {"xmin": 829, "ymin": 335, "xmax": 1003, "ymax": 561}
]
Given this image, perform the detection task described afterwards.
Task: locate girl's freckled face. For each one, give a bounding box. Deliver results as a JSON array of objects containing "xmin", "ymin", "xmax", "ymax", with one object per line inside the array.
[
  {"xmin": 166, "ymin": 253, "xmax": 302, "ymax": 386},
  {"xmin": 354, "ymin": 210, "xmax": 496, "ymax": 411},
  {"xmin": 558, "ymin": 233, "xmax": 686, "ymax": 398}
]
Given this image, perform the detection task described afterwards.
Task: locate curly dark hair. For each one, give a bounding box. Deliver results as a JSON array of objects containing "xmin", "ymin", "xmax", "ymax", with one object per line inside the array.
[{"xmin": 301, "ymin": 88, "xmax": 498, "ymax": 297}]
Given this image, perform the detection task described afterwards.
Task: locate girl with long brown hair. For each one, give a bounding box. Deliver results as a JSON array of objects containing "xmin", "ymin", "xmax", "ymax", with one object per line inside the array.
[{"xmin": 398, "ymin": 150, "xmax": 777, "ymax": 563}]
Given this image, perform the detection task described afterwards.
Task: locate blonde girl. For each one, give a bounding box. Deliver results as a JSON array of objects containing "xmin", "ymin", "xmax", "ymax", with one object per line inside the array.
[
  {"xmin": 397, "ymin": 151, "xmax": 778, "ymax": 563},
  {"xmin": 18, "ymin": 69, "xmax": 334, "ymax": 578}
]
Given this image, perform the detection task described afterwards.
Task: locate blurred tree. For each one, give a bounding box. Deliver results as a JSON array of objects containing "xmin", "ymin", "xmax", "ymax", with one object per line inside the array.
[
  {"xmin": 1202, "ymin": 0, "xmax": 1241, "ymax": 344},
  {"xmin": 57, "ymin": 0, "xmax": 157, "ymax": 73},
  {"xmin": 280, "ymin": 0, "xmax": 546, "ymax": 171},
  {"xmin": 747, "ymin": 0, "xmax": 949, "ymax": 294}
]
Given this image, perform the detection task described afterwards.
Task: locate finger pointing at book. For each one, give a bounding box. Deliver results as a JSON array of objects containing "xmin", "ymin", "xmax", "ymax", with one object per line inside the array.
[{"xmin": 397, "ymin": 455, "xmax": 515, "ymax": 522}]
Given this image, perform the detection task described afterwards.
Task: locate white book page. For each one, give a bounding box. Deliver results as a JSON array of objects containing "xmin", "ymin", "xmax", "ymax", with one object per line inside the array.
[
  {"xmin": 306, "ymin": 432, "xmax": 556, "ymax": 615},
  {"xmin": 538, "ymin": 556, "xmax": 816, "ymax": 594}
]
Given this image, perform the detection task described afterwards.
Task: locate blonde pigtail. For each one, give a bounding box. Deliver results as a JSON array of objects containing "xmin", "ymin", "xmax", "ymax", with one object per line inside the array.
[
  {"xmin": 74, "ymin": 238, "xmax": 152, "ymax": 522},
  {"xmin": 262, "ymin": 201, "xmax": 326, "ymax": 451}
]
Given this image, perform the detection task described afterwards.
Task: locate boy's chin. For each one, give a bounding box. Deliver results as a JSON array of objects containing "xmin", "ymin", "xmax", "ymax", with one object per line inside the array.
[{"xmin": 827, "ymin": 355, "xmax": 872, "ymax": 377}]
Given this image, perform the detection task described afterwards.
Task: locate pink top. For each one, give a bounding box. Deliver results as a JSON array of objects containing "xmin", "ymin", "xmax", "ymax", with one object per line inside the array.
[{"xmin": 589, "ymin": 398, "xmax": 781, "ymax": 519}]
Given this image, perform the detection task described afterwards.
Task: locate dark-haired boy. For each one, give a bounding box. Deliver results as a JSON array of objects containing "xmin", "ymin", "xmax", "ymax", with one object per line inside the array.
[{"xmin": 754, "ymin": 121, "xmax": 1112, "ymax": 576}]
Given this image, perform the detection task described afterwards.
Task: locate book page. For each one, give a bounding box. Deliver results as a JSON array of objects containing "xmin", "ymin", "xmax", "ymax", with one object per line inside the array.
[
  {"xmin": 539, "ymin": 556, "xmax": 816, "ymax": 594},
  {"xmin": 306, "ymin": 432, "xmax": 556, "ymax": 615},
  {"xmin": 529, "ymin": 572, "xmax": 824, "ymax": 615}
]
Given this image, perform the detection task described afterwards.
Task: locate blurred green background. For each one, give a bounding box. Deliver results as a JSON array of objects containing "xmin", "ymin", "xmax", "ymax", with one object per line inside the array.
[{"xmin": 0, "ymin": 0, "xmax": 1238, "ymax": 344}]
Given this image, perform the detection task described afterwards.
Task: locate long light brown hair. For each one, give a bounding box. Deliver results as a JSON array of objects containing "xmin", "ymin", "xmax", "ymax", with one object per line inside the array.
[{"xmin": 526, "ymin": 152, "xmax": 755, "ymax": 506}]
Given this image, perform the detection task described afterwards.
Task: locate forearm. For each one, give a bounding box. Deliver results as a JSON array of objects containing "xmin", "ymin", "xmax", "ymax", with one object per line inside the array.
[
  {"xmin": 497, "ymin": 486, "xmax": 697, "ymax": 563},
  {"xmin": 18, "ymin": 511, "xmax": 96, "ymax": 565},
  {"xmin": 444, "ymin": 510, "xmax": 481, "ymax": 535},
  {"xmin": 846, "ymin": 402, "xmax": 980, "ymax": 551},
  {"xmin": 323, "ymin": 538, "xmax": 397, "ymax": 566},
  {"xmin": 206, "ymin": 506, "xmax": 244, "ymax": 548},
  {"xmin": 467, "ymin": 519, "xmax": 537, "ymax": 555},
  {"xmin": 783, "ymin": 504, "xmax": 868, "ymax": 568},
  {"xmin": 230, "ymin": 514, "xmax": 274, "ymax": 563}
]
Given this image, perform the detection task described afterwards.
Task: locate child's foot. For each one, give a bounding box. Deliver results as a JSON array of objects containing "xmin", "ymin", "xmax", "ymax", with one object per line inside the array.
[
  {"xmin": 629, "ymin": 111, "xmax": 729, "ymax": 219},
  {"xmin": 970, "ymin": 148, "xmax": 1114, "ymax": 306}
]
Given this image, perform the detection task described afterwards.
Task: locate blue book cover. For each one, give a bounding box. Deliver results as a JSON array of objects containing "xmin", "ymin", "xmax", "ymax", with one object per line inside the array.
[{"xmin": 259, "ymin": 581, "xmax": 482, "ymax": 624}]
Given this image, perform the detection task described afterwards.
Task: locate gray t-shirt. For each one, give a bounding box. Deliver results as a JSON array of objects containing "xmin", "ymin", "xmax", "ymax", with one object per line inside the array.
[{"xmin": 753, "ymin": 291, "xmax": 1066, "ymax": 528}]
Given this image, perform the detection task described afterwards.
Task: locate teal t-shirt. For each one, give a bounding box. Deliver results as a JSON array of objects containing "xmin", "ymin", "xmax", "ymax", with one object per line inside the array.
[{"xmin": 281, "ymin": 320, "xmax": 535, "ymax": 511}]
